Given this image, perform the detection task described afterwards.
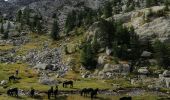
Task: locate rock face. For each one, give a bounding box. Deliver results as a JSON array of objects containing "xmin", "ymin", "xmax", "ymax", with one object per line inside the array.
[
  {"xmin": 97, "ymin": 63, "xmax": 131, "ymax": 79},
  {"xmin": 138, "ymin": 67, "xmax": 149, "ymax": 75},
  {"xmin": 108, "ymin": 6, "xmax": 170, "ymax": 43}
]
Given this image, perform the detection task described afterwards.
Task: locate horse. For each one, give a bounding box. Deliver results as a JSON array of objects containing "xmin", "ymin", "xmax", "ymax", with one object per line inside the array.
[
  {"xmin": 91, "ymin": 88, "xmax": 99, "ymax": 99},
  {"xmin": 120, "ymin": 97, "xmax": 132, "ymax": 100},
  {"xmin": 30, "ymin": 88, "xmax": 35, "ymax": 97},
  {"xmin": 9, "ymin": 75, "xmax": 16, "ymax": 82},
  {"xmin": 7, "ymin": 88, "xmax": 18, "ymax": 97},
  {"xmin": 63, "ymin": 81, "xmax": 73, "ymax": 88},
  {"xmin": 80, "ymin": 88, "xmax": 93, "ymax": 96},
  {"xmin": 54, "ymin": 86, "xmax": 58, "ymax": 99},
  {"xmin": 47, "ymin": 86, "xmax": 54, "ymax": 99}
]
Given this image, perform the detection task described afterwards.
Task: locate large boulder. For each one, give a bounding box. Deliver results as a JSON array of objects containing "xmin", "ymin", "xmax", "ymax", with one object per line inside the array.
[
  {"xmin": 34, "ymin": 63, "xmax": 47, "ymax": 70},
  {"xmin": 97, "ymin": 55, "xmax": 107, "ymax": 65},
  {"xmin": 106, "ymin": 47, "xmax": 112, "ymax": 56},
  {"xmin": 163, "ymin": 70, "xmax": 170, "ymax": 77},
  {"xmin": 103, "ymin": 64, "xmax": 121, "ymax": 72},
  {"xmin": 141, "ymin": 51, "xmax": 152, "ymax": 58},
  {"xmin": 138, "ymin": 67, "xmax": 150, "ymax": 75},
  {"xmin": 39, "ymin": 76, "xmax": 58, "ymax": 85}
]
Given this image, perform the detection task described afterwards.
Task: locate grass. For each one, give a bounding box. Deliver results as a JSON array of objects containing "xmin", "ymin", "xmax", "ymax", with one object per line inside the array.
[{"xmin": 0, "ymin": 94, "xmax": 166, "ymax": 100}]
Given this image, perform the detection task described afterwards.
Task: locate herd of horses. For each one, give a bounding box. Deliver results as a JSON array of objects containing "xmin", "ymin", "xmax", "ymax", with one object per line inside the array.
[{"xmin": 7, "ymin": 75, "xmax": 132, "ymax": 100}]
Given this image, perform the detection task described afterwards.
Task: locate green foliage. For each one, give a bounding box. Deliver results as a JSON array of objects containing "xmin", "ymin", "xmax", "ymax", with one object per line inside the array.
[
  {"xmin": 0, "ymin": 21, "xmax": 4, "ymax": 34},
  {"xmin": 2, "ymin": 31, "xmax": 9, "ymax": 39},
  {"xmin": 64, "ymin": 8, "xmax": 98, "ymax": 35},
  {"xmin": 153, "ymin": 40, "xmax": 170, "ymax": 69},
  {"xmin": 16, "ymin": 10, "xmax": 22, "ymax": 22},
  {"xmin": 145, "ymin": 0, "xmax": 158, "ymax": 7},
  {"xmin": 51, "ymin": 20, "xmax": 60, "ymax": 40},
  {"xmin": 103, "ymin": 2, "xmax": 113, "ymax": 18},
  {"xmin": 164, "ymin": 0, "xmax": 170, "ymax": 11},
  {"xmin": 80, "ymin": 43, "xmax": 97, "ymax": 70},
  {"xmin": 125, "ymin": 2, "xmax": 135, "ymax": 12},
  {"xmin": 64, "ymin": 10, "xmax": 77, "ymax": 35}
]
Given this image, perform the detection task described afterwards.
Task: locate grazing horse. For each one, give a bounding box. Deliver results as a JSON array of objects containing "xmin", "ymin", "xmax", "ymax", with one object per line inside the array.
[
  {"xmin": 91, "ymin": 88, "xmax": 99, "ymax": 99},
  {"xmin": 120, "ymin": 97, "xmax": 132, "ymax": 100},
  {"xmin": 47, "ymin": 87, "xmax": 54, "ymax": 99},
  {"xmin": 7, "ymin": 88, "xmax": 18, "ymax": 97},
  {"xmin": 80, "ymin": 88, "xmax": 93, "ymax": 96},
  {"xmin": 63, "ymin": 81, "xmax": 73, "ymax": 88},
  {"xmin": 9, "ymin": 75, "xmax": 16, "ymax": 82},
  {"xmin": 54, "ymin": 86, "xmax": 58, "ymax": 99},
  {"xmin": 30, "ymin": 88, "xmax": 35, "ymax": 97}
]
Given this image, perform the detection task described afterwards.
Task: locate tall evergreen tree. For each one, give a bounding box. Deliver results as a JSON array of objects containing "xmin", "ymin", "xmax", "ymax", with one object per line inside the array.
[
  {"xmin": 16, "ymin": 10, "xmax": 22, "ymax": 23},
  {"xmin": 0, "ymin": 21, "xmax": 4, "ymax": 34},
  {"xmin": 153, "ymin": 40, "xmax": 170, "ymax": 69},
  {"xmin": 80, "ymin": 43, "xmax": 96, "ymax": 70},
  {"xmin": 64, "ymin": 10, "xmax": 76, "ymax": 35},
  {"xmin": 51, "ymin": 20, "xmax": 59, "ymax": 40},
  {"xmin": 103, "ymin": 2, "xmax": 113, "ymax": 18}
]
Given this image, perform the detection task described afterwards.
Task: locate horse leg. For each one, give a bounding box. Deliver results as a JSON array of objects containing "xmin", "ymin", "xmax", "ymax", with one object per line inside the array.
[{"xmin": 48, "ymin": 92, "xmax": 50, "ymax": 99}]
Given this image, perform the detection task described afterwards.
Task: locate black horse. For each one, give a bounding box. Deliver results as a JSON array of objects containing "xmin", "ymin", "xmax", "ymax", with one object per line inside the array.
[
  {"xmin": 120, "ymin": 97, "xmax": 132, "ymax": 100},
  {"xmin": 47, "ymin": 86, "xmax": 54, "ymax": 99},
  {"xmin": 7, "ymin": 88, "xmax": 18, "ymax": 97},
  {"xmin": 30, "ymin": 88, "xmax": 35, "ymax": 97},
  {"xmin": 63, "ymin": 81, "xmax": 73, "ymax": 88},
  {"xmin": 54, "ymin": 86, "xmax": 58, "ymax": 99},
  {"xmin": 80, "ymin": 88, "xmax": 93, "ymax": 96},
  {"xmin": 9, "ymin": 75, "xmax": 16, "ymax": 82},
  {"xmin": 90, "ymin": 88, "xmax": 99, "ymax": 99},
  {"xmin": 47, "ymin": 86, "xmax": 58, "ymax": 99}
]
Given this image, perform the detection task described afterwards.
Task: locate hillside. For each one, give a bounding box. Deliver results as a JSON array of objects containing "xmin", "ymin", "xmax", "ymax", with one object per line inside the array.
[{"xmin": 0, "ymin": 0, "xmax": 170, "ymax": 100}]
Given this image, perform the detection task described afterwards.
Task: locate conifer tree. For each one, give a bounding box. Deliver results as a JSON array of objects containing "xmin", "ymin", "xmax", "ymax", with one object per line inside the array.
[{"xmin": 51, "ymin": 20, "xmax": 59, "ymax": 40}]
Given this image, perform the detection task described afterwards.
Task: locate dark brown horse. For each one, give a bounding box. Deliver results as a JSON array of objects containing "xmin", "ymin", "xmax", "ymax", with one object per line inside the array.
[
  {"xmin": 90, "ymin": 88, "xmax": 99, "ymax": 99},
  {"xmin": 120, "ymin": 97, "xmax": 132, "ymax": 100},
  {"xmin": 30, "ymin": 88, "xmax": 35, "ymax": 97},
  {"xmin": 47, "ymin": 86, "xmax": 53, "ymax": 99},
  {"xmin": 47, "ymin": 86, "xmax": 58, "ymax": 99},
  {"xmin": 80, "ymin": 88, "xmax": 93, "ymax": 96},
  {"xmin": 9, "ymin": 75, "xmax": 16, "ymax": 82},
  {"xmin": 7, "ymin": 88, "xmax": 18, "ymax": 97},
  {"xmin": 63, "ymin": 81, "xmax": 73, "ymax": 88}
]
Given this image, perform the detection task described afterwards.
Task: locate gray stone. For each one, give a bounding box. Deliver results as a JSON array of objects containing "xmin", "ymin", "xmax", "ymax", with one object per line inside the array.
[
  {"xmin": 163, "ymin": 70, "xmax": 170, "ymax": 77},
  {"xmin": 138, "ymin": 67, "xmax": 149, "ymax": 75}
]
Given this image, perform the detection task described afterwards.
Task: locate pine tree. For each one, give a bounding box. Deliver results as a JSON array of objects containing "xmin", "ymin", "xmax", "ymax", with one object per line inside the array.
[
  {"xmin": 164, "ymin": 0, "xmax": 169, "ymax": 11},
  {"xmin": 36, "ymin": 20, "xmax": 43, "ymax": 34},
  {"xmin": 64, "ymin": 10, "xmax": 76, "ymax": 35},
  {"xmin": 153, "ymin": 40, "xmax": 170, "ymax": 69},
  {"xmin": 103, "ymin": 2, "xmax": 113, "ymax": 18},
  {"xmin": 51, "ymin": 20, "xmax": 59, "ymax": 40},
  {"xmin": 0, "ymin": 21, "xmax": 4, "ymax": 34},
  {"xmin": 16, "ymin": 10, "xmax": 22, "ymax": 22},
  {"xmin": 80, "ymin": 43, "xmax": 96, "ymax": 70}
]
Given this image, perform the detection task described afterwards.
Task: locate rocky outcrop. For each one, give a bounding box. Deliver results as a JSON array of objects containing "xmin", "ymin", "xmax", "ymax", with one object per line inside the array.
[{"xmin": 96, "ymin": 63, "xmax": 131, "ymax": 79}]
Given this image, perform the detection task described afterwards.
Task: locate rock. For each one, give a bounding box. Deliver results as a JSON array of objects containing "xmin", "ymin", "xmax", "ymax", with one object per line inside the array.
[
  {"xmin": 0, "ymin": 80, "xmax": 8, "ymax": 85},
  {"xmin": 165, "ymin": 78, "xmax": 170, "ymax": 88},
  {"xmin": 103, "ymin": 64, "xmax": 121, "ymax": 72},
  {"xmin": 39, "ymin": 76, "xmax": 58, "ymax": 85},
  {"xmin": 66, "ymin": 57, "xmax": 76, "ymax": 67},
  {"xmin": 163, "ymin": 70, "xmax": 170, "ymax": 77},
  {"xmin": 34, "ymin": 63, "xmax": 47, "ymax": 70},
  {"xmin": 97, "ymin": 55, "xmax": 107, "ymax": 65},
  {"xmin": 82, "ymin": 72, "xmax": 91, "ymax": 78},
  {"xmin": 121, "ymin": 64, "xmax": 131, "ymax": 74},
  {"xmin": 106, "ymin": 47, "xmax": 112, "ymax": 56},
  {"xmin": 138, "ymin": 67, "xmax": 149, "ymax": 75},
  {"xmin": 66, "ymin": 44, "xmax": 77, "ymax": 54},
  {"xmin": 141, "ymin": 51, "xmax": 152, "ymax": 57}
]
